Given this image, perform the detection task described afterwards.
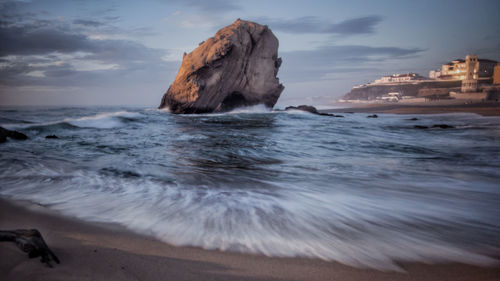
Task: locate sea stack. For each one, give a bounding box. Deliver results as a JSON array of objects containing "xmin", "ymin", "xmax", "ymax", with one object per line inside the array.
[{"xmin": 159, "ymin": 19, "xmax": 284, "ymax": 113}]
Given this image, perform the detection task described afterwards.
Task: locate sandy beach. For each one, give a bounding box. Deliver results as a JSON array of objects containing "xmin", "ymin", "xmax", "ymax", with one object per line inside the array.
[
  {"xmin": 0, "ymin": 198, "xmax": 498, "ymax": 281},
  {"xmin": 323, "ymin": 102, "xmax": 500, "ymax": 116}
]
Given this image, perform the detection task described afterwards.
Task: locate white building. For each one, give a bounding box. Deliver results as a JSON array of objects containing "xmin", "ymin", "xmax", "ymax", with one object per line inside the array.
[
  {"xmin": 381, "ymin": 92, "xmax": 401, "ymax": 102},
  {"xmin": 429, "ymin": 70, "xmax": 441, "ymax": 79},
  {"xmin": 374, "ymin": 73, "xmax": 426, "ymax": 84},
  {"xmin": 461, "ymin": 55, "xmax": 479, "ymax": 92}
]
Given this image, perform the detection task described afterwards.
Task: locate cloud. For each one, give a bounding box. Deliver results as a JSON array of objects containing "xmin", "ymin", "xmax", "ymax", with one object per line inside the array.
[
  {"xmin": 73, "ymin": 19, "xmax": 105, "ymax": 27},
  {"xmin": 0, "ymin": 7, "xmax": 175, "ymax": 90},
  {"xmin": 279, "ymin": 45, "xmax": 425, "ymax": 82},
  {"xmin": 285, "ymin": 45, "xmax": 425, "ymax": 61},
  {"xmin": 178, "ymin": 0, "xmax": 241, "ymax": 12},
  {"xmin": 255, "ymin": 16, "xmax": 383, "ymax": 35},
  {"xmin": 0, "ymin": 23, "xmax": 92, "ymax": 56},
  {"xmin": 326, "ymin": 16, "xmax": 382, "ymax": 35}
]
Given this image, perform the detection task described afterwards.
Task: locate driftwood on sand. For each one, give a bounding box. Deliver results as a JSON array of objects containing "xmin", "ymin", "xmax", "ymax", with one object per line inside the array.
[{"xmin": 0, "ymin": 229, "xmax": 60, "ymax": 267}]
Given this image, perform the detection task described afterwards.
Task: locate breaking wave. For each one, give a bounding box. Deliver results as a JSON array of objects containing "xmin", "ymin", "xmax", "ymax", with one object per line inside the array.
[{"xmin": 1, "ymin": 111, "xmax": 143, "ymax": 130}]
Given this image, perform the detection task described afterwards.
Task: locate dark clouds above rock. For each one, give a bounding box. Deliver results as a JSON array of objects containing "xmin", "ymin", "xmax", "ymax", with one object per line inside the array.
[
  {"xmin": 0, "ymin": 23, "xmax": 92, "ymax": 56},
  {"xmin": 0, "ymin": 4, "xmax": 174, "ymax": 89}
]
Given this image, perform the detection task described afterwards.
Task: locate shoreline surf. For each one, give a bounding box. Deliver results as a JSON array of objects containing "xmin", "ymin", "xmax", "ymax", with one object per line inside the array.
[{"xmin": 1, "ymin": 197, "xmax": 500, "ymax": 281}]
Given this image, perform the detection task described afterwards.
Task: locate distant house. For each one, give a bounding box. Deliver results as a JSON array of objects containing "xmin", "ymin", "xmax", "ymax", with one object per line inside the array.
[
  {"xmin": 373, "ymin": 73, "xmax": 426, "ymax": 84},
  {"xmin": 434, "ymin": 55, "xmax": 497, "ymax": 81},
  {"xmin": 429, "ymin": 70, "xmax": 441, "ymax": 79}
]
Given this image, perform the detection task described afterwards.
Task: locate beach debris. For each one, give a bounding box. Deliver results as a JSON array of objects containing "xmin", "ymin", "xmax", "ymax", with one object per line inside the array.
[
  {"xmin": 0, "ymin": 127, "xmax": 28, "ymax": 143},
  {"xmin": 159, "ymin": 19, "xmax": 284, "ymax": 113},
  {"xmin": 0, "ymin": 229, "xmax": 60, "ymax": 267},
  {"xmin": 367, "ymin": 114, "xmax": 378, "ymax": 118},
  {"xmin": 432, "ymin": 124, "xmax": 454, "ymax": 129},
  {"xmin": 45, "ymin": 135, "xmax": 59, "ymax": 139}
]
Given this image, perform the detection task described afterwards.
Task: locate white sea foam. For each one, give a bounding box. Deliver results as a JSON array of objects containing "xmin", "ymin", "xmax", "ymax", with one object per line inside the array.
[
  {"xmin": 227, "ymin": 104, "xmax": 272, "ymax": 114},
  {"xmin": 63, "ymin": 111, "xmax": 141, "ymax": 128},
  {"xmin": 3, "ymin": 111, "xmax": 142, "ymax": 130},
  {"xmin": 1, "ymin": 162, "xmax": 498, "ymax": 271}
]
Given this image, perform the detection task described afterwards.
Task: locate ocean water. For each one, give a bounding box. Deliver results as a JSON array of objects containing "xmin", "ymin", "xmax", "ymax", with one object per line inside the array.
[{"xmin": 1, "ymin": 106, "xmax": 499, "ymax": 270}]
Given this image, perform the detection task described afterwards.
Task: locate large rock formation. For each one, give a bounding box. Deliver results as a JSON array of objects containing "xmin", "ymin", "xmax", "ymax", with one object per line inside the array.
[{"xmin": 159, "ymin": 19, "xmax": 284, "ymax": 113}]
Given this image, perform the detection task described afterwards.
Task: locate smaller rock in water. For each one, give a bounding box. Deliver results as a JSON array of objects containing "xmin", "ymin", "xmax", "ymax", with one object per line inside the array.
[
  {"xmin": 285, "ymin": 105, "xmax": 320, "ymax": 114},
  {"xmin": 367, "ymin": 114, "xmax": 378, "ymax": 118},
  {"xmin": 414, "ymin": 125, "xmax": 429, "ymax": 129},
  {"xmin": 432, "ymin": 124, "xmax": 454, "ymax": 129},
  {"xmin": 407, "ymin": 117, "xmax": 419, "ymax": 121},
  {"xmin": 45, "ymin": 135, "xmax": 59, "ymax": 139},
  {"xmin": 284, "ymin": 105, "xmax": 336, "ymax": 117},
  {"xmin": 0, "ymin": 127, "xmax": 28, "ymax": 142}
]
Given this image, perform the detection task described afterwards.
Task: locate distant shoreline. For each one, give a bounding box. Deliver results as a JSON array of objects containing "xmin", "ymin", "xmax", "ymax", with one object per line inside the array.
[{"xmin": 323, "ymin": 102, "xmax": 500, "ymax": 116}]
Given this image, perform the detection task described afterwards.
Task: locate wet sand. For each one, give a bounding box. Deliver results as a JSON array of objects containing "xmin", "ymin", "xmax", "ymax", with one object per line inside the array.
[
  {"xmin": 1, "ymin": 198, "xmax": 499, "ymax": 281},
  {"xmin": 323, "ymin": 102, "xmax": 500, "ymax": 116}
]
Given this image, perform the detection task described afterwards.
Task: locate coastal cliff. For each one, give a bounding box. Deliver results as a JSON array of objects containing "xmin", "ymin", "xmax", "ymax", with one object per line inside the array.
[
  {"xmin": 159, "ymin": 19, "xmax": 284, "ymax": 113},
  {"xmin": 342, "ymin": 80, "xmax": 462, "ymax": 100}
]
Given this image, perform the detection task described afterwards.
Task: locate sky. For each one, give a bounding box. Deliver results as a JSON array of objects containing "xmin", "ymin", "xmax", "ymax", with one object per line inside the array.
[{"xmin": 1, "ymin": 0, "xmax": 499, "ymax": 107}]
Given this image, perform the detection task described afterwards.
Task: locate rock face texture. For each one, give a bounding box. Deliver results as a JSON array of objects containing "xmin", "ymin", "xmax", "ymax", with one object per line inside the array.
[{"xmin": 159, "ymin": 19, "xmax": 284, "ymax": 113}]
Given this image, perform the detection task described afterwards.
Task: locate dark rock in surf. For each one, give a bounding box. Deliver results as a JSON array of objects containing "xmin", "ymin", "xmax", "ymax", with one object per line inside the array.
[
  {"xmin": 285, "ymin": 105, "xmax": 321, "ymax": 114},
  {"xmin": 367, "ymin": 114, "xmax": 378, "ymax": 118},
  {"xmin": 45, "ymin": 135, "xmax": 59, "ymax": 139},
  {"xmin": 414, "ymin": 125, "xmax": 429, "ymax": 129},
  {"xmin": 432, "ymin": 124, "xmax": 454, "ymax": 129},
  {"xmin": 159, "ymin": 19, "xmax": 284, "ymax": 113},
  {"xmin": 407, "ymin": 117, "xmax": 419, "ymax": 121},
  {"xmin": 284, "ymin": 105, "xmax": 339, "ymax": 117},
  {"xmin": 0, "ymin": 127, "xmax": 28, "ymax": 143}
]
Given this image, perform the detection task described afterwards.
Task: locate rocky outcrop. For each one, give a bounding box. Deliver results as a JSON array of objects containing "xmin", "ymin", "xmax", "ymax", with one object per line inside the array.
[
  {"xmin": 413, "ymin": 124, "xmax": 455, "ymax": 129},
  {"xmin": 159, "ymin": 19, "xmax": 284, "ymax": 113},
  {"xmin": 284, "ymin": 105, "xmax": 344, "ymax": 117},
  {"xmin": 343, "ymin": 81, "xmax": 462, "ymax": 101},
  {"xmin": 0, "ymin": 127, "xmax": 28, "ymax": 143},
  {"xmin": 432, "ymin": 124, "xmax": 454, "ymax": 129}
]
